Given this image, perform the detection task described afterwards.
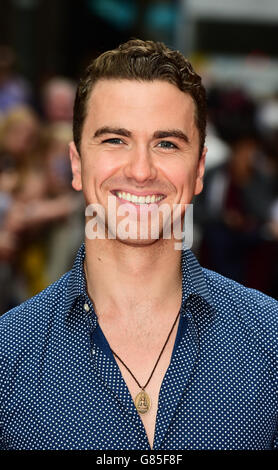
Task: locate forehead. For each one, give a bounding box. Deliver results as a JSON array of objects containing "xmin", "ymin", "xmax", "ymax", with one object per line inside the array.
[{"xmin": 84, "ymin": 79, "xmax": 197, "ymax": 132}]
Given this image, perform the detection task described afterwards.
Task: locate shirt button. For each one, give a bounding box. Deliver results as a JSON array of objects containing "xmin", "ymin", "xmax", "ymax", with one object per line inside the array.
[{"xmin": 83, "ymin": 303, "xmax": 90, "ymax": 312}]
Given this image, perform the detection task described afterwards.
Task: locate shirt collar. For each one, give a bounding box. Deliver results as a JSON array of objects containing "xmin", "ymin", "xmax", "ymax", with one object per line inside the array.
[
  {"xmin": 65, "ymin": 243, "xmax": 213, "ymax": 316},
  {"xmin": 181, "ymin": 248, "xmax": 213, "ymax": 306},
  {"xmin": 65, "ymin": 243, "xmax": 87, "ymax": 315}
]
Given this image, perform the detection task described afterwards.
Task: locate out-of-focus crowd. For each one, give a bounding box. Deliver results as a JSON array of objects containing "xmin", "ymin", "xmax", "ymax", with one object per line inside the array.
[
  {"xmin": 0, "ymin": 45, "xmax": 278, "ymax": 315},
  {"xmin": 194, "ymin": 86, "xmax": 278, "ymax": 299},
  {"xmin": 0, "ymin": 46, "xmax": 84, "ymax": 314}
]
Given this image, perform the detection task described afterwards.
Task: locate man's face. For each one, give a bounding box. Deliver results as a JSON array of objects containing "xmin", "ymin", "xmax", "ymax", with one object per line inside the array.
[{"xmin": 70, "ymin": 79, "xmax": 206, "ymax": 244}]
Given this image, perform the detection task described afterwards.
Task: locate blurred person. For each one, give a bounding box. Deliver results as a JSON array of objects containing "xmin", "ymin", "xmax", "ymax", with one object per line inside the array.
[
  {"xmin": 0, "ymin": 171, "xmax": 19, "ymax": 313},
  {"xmin": 0, "ymin": 105, "xmax": 40, "ymax": 171},
  {"xmin": 3, "ymin": 122, "xmax": 81, "ymax": 298},
  {"xmin": 0, "ymin": 108, "xmax": 81, "ymax": 305},
  {"xmin": 43, "ymin": 122, "xmax": 73, "ymax": 194},
  {"xmin": 0, "ymin": 46, "xmax": 31, "ymax": 115},
  {"xmin": 41, "ymin": 122, "xmax": 84, "ymax": 284},
  {"xmin": 195, "ymin": 88, "xmax": 278, "ymax": 294},
  {"xmin": 195, "ymin": 132, "xmax": 275, "ymax": 289},
  {"xmin": 0, "ymin": 40, "xmax": 277, "ymax": 451},
  {"xmin": 41, "ymin": 77, "xmax": 76, "ymax": 123},
  {"xmin": 259, "ymin": 130, "xmax": 278, "ymax": 298},
  {"xmin": 0, "ymin": 106, "xmax": 42, "ymax": 310}
]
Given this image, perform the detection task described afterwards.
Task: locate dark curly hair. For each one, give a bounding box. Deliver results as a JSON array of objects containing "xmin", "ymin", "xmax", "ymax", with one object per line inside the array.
[{"xmin": 73, "ymin": 39, "xmax": 207, "ymax": 156}]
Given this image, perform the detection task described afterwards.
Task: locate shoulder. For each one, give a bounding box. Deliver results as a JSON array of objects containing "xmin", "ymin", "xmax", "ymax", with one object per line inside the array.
[
  {"xmin": 0, "ymin": 270, "xmax": 78, "ymax": 398},
  {"xmin": 0, "ymin": 271, "xmax": 71, "ymax": 353},
  {"xmin": 202, "ymin": 267, "xmax": 278, "ymax": 343}
]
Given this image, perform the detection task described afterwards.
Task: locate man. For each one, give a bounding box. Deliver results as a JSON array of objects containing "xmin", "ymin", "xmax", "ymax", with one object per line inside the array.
[{"xmin": 0, "ymin": 39, "xmax": 277, "ymax": 450}]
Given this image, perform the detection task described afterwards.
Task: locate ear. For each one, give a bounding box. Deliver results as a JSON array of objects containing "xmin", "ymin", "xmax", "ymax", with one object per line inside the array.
[
  {"xmin": 69, "ymin": 141, "xmax": 82, "ymax": 191},
  {"xmin": 194, "ymin": 146, "xmax": 207, "ymax": 196}
]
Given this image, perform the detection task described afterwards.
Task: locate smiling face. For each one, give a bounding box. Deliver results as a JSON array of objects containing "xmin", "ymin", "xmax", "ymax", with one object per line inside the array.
[{"xmin": 69, "ymin": 79, "xmax": 206, "ymax": 245}]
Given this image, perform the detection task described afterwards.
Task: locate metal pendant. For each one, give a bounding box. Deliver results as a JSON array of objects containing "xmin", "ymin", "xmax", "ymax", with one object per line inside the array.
[{"xmin": 134, "ymin": 390, "xmax": 151, "ymax": 414}]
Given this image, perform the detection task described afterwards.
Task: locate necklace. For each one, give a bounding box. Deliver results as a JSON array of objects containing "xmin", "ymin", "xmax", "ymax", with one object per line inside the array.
[
  {"xmin": 110, "ymin": 310, "xmax": 180, "ymax": 415},
  {"xmin": 84, "ymin": 261, "xmax": 181, "ymax": 414}
]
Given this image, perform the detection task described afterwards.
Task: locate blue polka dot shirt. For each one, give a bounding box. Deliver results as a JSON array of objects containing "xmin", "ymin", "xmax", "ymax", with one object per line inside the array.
[{"xmin": 0, "ymin": 243, "xmax": 277, "ymax": 450}]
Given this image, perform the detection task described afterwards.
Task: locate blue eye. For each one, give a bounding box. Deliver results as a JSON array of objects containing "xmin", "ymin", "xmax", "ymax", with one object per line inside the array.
[
  {"xmin": 158, "ymin": 141, "xmax": 177, "ymax": 149},
  {"xmin": 102, "ymin": 138, "xmax": 123, "ymax": 145}
]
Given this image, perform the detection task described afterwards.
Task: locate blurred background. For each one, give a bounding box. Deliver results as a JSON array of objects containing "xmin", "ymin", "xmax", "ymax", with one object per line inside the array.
[{"xmin": 0, "ymin": 0, "xmax": 278, "ymax": 314}]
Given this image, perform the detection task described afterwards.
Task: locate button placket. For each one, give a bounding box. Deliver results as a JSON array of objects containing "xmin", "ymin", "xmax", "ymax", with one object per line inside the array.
[{"xmin": 82, "ymin": 299, "xmax": 98, "ymax": 360}]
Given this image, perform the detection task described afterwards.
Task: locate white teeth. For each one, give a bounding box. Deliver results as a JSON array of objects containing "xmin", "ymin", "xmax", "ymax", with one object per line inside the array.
[{"xmin": 115, "ymin": 191, "xmax": 164, "ymax": 204}]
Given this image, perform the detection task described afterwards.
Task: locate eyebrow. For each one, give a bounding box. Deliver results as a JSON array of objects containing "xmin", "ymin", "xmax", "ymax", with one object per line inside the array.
[
  {"xmin": 153, "ymin": 130, "xmax": 189, "ymax": 144},
  {"xmin": 93, "ymin": 126, "xmax": 189, "ymax": 143},
  {"xmin": 93, "ymin": 127, "xmax": 131, "ymax": 138}
]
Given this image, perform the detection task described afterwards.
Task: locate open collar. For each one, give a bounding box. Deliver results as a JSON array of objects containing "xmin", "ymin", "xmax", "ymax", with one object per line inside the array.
[{"xmin": 65, "ymin": 243, "xmax": 214, "ymax": 317}]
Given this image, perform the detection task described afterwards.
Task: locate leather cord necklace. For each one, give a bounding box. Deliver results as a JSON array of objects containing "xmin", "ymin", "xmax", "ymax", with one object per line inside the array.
[
  {"xmin": 110, "ymin": 309, "xmax": 180, "ymax": 414},
  {"xmin": 84, "ymin": 261, "xmax": 181, "ymax": 414}
]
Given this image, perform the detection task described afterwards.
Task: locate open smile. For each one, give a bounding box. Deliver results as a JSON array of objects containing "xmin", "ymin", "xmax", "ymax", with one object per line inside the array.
[{"xmin": 111, "ymin": 190, "xmax": 166, "ymax": 205}]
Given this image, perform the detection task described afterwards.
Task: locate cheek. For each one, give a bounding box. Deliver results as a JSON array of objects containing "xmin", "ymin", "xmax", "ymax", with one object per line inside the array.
[
  {"xmin": 162, "ymin": 160, "xmax": 195, "ymax": 194},
  {"xmin": 81, "ymin": 153, "xmax": 120, "ymax": 194}
]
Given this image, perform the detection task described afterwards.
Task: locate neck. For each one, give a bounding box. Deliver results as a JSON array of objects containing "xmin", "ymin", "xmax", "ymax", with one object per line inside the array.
[{"xmin": 84, "ymin": 238, "xmax": 182, "ymax": 322}]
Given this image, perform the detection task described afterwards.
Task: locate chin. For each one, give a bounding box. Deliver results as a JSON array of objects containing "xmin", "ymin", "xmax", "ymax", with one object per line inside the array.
[{"xmin": 115, "ymin": 237, "xmax": 161, "ymax": 248}]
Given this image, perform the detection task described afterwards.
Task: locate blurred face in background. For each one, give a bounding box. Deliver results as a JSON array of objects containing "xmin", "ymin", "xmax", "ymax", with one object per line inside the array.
[
  {"xmin": 42, "ymin": 79, "xmax": 75, "ymax": 123},
  {"xmin": 1, "ymin": 108, "xmax": 39, "ymax": 158}
]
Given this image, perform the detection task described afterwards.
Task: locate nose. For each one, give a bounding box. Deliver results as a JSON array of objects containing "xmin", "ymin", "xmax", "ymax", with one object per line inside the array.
[{"xmin": 124, "ymin": 144, "xmax": 157, "ymax": 183}]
